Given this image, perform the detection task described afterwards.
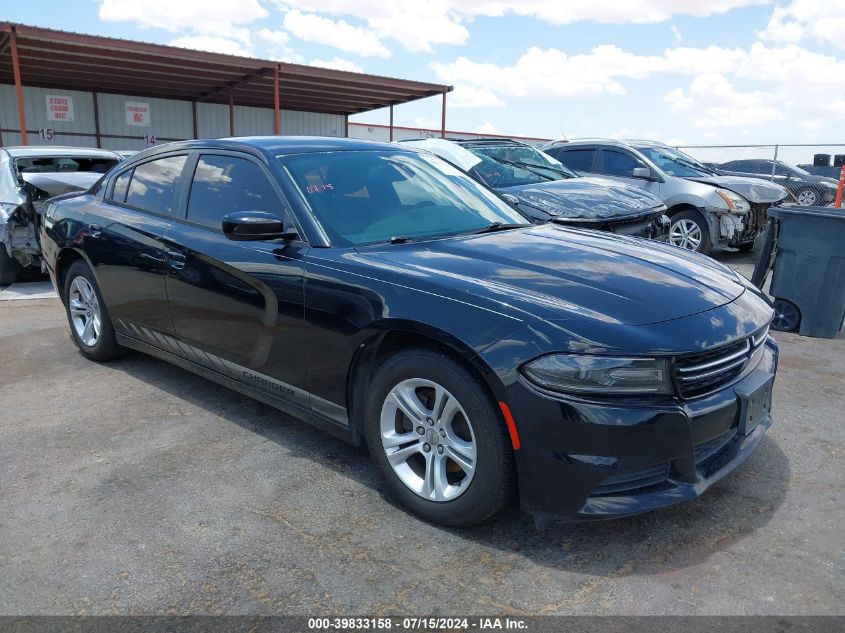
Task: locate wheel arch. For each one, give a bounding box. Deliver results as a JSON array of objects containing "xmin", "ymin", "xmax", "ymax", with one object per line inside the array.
[
  {"xmin": 666, "ymin": 203, "xmax": 719, "ymax": 247},
  {"xmin": 55, "ymin": 247, "xmax": 94, "ymax": 303},
  {"xmin": 345, "ymin": 320, "xmax": 507, "ymax": 446}
]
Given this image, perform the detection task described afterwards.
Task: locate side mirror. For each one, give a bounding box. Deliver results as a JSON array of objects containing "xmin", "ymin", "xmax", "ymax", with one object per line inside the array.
[
  {"xmin": 222, "ymin": 211, "xmax": 297, "ymax": 241},
  {"xmin": 631, "ymin": 167, "xmax": 653, "ymax": 180}
]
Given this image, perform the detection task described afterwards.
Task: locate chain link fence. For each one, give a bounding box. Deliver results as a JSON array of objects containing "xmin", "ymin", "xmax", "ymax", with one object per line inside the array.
[{"xmin": 674, "ymin": 144, "xmax": 845, "ymax": 206}]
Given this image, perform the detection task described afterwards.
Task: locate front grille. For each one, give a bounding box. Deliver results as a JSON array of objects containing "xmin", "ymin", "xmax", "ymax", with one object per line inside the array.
[
  {"xmin": 695, "ymin": 430, "xmax": 736, "ymax": 464},
  {"xmin": 674, "ymin": 327, "xmax": 768, "ymax": 398},
  {"xmin": 593, "ymin": 463, "xmax": 669, "ymax": 496}
]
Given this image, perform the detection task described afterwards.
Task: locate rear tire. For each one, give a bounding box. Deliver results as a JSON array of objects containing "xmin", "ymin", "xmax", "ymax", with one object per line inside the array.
[
  {"xmin": 0, "ymin": 247, "xmax": 22, "ymax": 286},
  {"xmin": 63, "ymin": 260, "xmax": 126, "ymax": 362},
  {"xmin": 669, "ymin": 209, "xmax": 712, "ymax": 255},
  {"xmin": 364, "ymin": 348, "xmax": 515, "ymax": 527}
]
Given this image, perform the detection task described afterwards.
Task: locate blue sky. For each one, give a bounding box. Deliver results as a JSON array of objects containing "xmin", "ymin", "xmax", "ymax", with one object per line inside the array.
[{"xmin": 5, "ymin": 1, "xmax": 843, "ymax": 144}]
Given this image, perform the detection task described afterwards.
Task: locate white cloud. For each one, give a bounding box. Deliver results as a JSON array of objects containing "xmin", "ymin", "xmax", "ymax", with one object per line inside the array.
[
  {"xmin": 283, "ymin": 10, "xmax": 390, "ymax": 57},
  {"xmin": 474, "ymin": 121, "xmax": 501, "ymax": 134},
  {"xmin": 169, "ymin": 35, "xmax": 252, "ymax": 57},
  {"xmin": 309, "ymin": 58, "xmax": 364, "ymax": 73},
  {"xmin": 449, "ymin": 0, "xmax": 772, "ymax": 25},
  {"xmin": 431, "ymin": 44, "xmax": 745, "ymax": 103},
  {"xmin": 664, "ymin": 73, "xmax": 782, "ymax": 128},
  {"xmin": 449, "ymin": 85, "xmax": 505, "ymax": 108},
  {"xmin": 758, "ymin": 0, "xmax": 845, "ymax": 50},
  {"xmin": 99, "ymin": 0, "xmax": 268, "ymax": 33},
  {"xmin": 258, "ymin": 29, "xmax": 290, "ymax": 47}
]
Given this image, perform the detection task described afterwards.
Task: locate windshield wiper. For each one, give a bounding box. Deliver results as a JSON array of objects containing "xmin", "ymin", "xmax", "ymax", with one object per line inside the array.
[
  {"xmin": 467, "ymin": 222, "xmax": 530, "ymax": 235},
  {"xmin": 491, "ymin": 157, "xmax": 559, "ymax": 181}
]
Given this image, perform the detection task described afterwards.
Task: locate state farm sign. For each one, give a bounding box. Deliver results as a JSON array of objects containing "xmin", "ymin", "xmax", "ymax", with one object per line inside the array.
[
  {"xmin": 45, "ymin": 95, "xmax": 74, "ymax": 122},
  {"xmin": 125, "ymin": 101, "xmax": 151, "ymax": 127}
]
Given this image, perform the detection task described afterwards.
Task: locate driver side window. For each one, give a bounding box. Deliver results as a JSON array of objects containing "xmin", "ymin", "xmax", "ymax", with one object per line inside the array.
[
  {"xmin": 598, "ymin": 149, "xmax": 646, "ymax": 177},
  {"xmin": 187, "ymin": 154, "xmax": 282, "ymax": 230}
]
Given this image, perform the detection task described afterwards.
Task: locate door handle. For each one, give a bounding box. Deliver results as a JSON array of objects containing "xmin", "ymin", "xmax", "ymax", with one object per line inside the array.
[
  {"xmin": 88, "ymin": 224, "xmax": 102, "ymax": 238},
  {"xmin": 164, "ymin": 248, "xmax": 186, "ymax": 270}
]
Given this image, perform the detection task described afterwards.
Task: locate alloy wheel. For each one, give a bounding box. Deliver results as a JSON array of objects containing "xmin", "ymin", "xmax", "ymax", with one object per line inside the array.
[
  {"xmin": 379, "ymin": 378, "xmax": 477, "ymax": 502},
  {"xmin": 68, "ymin": 276, "xmax": 101, "ymax": 347},
  {"xmin": 669, "ymin": 218, "xmax": 703, "ymax": 251},
  {"xmin": 797, "ymin": 189, "xmax": 818, "ymax": 206}
]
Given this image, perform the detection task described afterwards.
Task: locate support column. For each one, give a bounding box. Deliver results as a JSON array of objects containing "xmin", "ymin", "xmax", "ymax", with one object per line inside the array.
[
  {"xmin": 389, "ymin": 104, "xmax": 394, "ymax": 141},
  {"xmin": 440, "ymin": 92, "xmax": 446, "ymax": 139},
  {"xmin": 273, "ymin": 65, "xmax": 281, "ymax": 135},
  {"xmin": 229, "ymin": 89, "xmax": 235, "ymax": 137},
  {"xmin": 191, "ymin": 100, "xmax": 198, "ymax": 138},
  {"xmin": 10, "ymin": 27, "xmax": 27, "ymax": 146},
  {"xmin": 343, "ymin": 114, "xmax": 348, "ymax": 138},
  {"xmin": 92, "ymin": 91, "xmax": 102, "ymax": 148}
]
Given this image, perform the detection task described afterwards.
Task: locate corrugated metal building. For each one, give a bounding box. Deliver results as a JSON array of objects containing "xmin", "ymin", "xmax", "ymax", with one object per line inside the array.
[{"xmin": 0, "ymin": 23, "xmax": 451, "ymax": 150}]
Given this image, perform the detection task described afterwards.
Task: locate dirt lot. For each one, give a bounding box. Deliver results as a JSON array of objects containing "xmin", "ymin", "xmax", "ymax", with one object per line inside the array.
[{"xmin": 1, "ymin": 253, "xmax": 843, "ymax": 616}]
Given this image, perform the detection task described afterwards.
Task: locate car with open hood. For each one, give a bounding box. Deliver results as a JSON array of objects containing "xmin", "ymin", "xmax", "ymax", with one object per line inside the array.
[
  {"xmin": 0, "ymin": 146, "xmax": 122, "ymax": 284},
  {"xmin": 543, "ymin": 138, "xmax": 788, "ymax": 255},
  {"xmin": 41, "ymin": 137, "xmax": 778, "ymax": 527},
  {"xmin": 400, "ymin": 138, "xmax": 670, "ymax": 242}
]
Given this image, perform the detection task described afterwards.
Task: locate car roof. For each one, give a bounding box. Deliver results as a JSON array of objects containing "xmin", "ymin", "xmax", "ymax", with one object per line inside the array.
[
  {"xmin": 128, "ymin": 136, "xmax": 406, "ymax": 161},
  {"xmin": 551, "ymin": 138, "xmax": 636, "ymax": 149},
  {"xmin": 453, "ymin": 138, "xmax": 528, "ymax": 147},
  {"xmin": 2, "ymin": 145, "xmax": 122, "ymax": 159}
]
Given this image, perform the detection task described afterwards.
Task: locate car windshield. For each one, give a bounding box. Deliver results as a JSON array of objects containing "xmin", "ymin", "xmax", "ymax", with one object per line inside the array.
[
  {"xmin": 635, "ymin": 147, "xmax": 713, "ymax": 177},
  {"xmin": 466, "ymin": 144, "xmax": 576, "ymax": 185},
  {"xmin": 781, "ymin": 162, "xmax": 811, "ymax": 177},
  {"xmin": 280, "ymin": 150, "xmax": 530, "ymax": 247},
  {"xmin": 14, "ymin": 156, "xmax": 119, "ymax": 175}
]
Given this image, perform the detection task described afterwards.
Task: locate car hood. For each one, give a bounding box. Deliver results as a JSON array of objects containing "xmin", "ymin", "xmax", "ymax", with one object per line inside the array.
[
  {"xmin": 499, "ymin": 176, "xmax": 664, "ymax": 220},
  {"xmin": 21, "ymin": 172, "xmax": 101, "ymax": 198},
  {"xmin": 687, "ymin": 175, "xmax": 788, "ymax": 203},
  {"xmin": 357, "ymin": 224, "xmax": 746, "ymax": 326}
]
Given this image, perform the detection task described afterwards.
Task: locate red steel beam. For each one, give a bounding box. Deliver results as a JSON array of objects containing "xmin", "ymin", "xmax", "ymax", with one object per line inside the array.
[
  {"xmin": 440, "ymin": 92, "xmax": 446, "ymax": 139},
  {"xmin": 273, "ymin": 65, "xmax": 280, "ymax": 135},
  {"xmin": 229, "ymin": 89, "xmax": 234, "ymax": 136},
  {"xmin": 9, "ymin": 26, "xmax": 27, "ymax": 145},
  {"xmin": 389, "ymin": 104, "xmax": 394, "ymax": 141}
]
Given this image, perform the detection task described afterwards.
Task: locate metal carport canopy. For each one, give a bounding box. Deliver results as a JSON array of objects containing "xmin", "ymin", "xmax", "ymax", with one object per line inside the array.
[{"xmin": 0, "ymin": 22, "xmax": 452, "ymax": 119}]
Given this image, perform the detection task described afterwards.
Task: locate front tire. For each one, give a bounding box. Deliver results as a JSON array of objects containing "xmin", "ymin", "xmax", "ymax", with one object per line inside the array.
[
  {"xmin": 364, "ymin": 348, "xmax": 515, "ymax": 527},
  {"xmin": 669, "ymin": 209, "xmax": 712, "ymax": 254},
  {"xmin": 63, "ymin": 260, "xmax": 126, "ymax": 361},
  {"xmin": 0, "ymin": 247, "xmax": 22, "ymax": 286}
]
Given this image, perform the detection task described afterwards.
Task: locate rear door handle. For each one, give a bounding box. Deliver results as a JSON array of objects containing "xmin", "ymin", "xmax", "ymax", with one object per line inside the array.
[{"xmin": 164, "ymin": 248, "xmax": 186, "ymax": 270}]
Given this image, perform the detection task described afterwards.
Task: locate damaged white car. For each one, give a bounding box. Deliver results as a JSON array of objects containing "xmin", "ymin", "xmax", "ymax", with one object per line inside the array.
[
  {"xmin": 543, "ymin": 138, "xmax": 789, "ymax": 255},
  {"xmin": 0, "ymin": 146, "xmax": 121, "ymax": 284}
]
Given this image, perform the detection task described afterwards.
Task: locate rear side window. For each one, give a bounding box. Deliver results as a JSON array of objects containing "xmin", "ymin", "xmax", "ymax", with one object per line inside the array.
[
  {"xmin": 598, "ymin": 149, "xmax": 646, "ymax": 177},
  {"xmin": 125, "ymin": 155, "xmax": 187, "ymax": 216},
  {"xmin": 111, "ymin": 170, "xmax": 132, "ymax": 203},
  {"xmin": 552, "ymin": 148, "xmax": 595, "ymax": 172},
  {"xmin": 187, "ymin": 155, "xmax": 282, "ymax": 230}
]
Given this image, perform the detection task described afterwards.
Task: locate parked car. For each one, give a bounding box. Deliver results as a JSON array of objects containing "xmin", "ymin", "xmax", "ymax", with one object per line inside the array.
[
  {"xmin": 543, "ymin": 139, "xmax": 788, "ymax": 255},
  {"xmin": 716, "ymin": 159, "xmax": 840, "ymax": 206},
  {"xmin": 0, "ymin": 146, "xmax": 122, "ymax": 284},
  {"xmin": 401, "ymin": 138, "xmax": 669, "ymax": 241},
  {"xmin": 797, "ymin": 164, "xmax": 844, "ymax": 181},
  {"xmin": 42, "ymin": 137, "xmax": 778, "ymax": 527}
]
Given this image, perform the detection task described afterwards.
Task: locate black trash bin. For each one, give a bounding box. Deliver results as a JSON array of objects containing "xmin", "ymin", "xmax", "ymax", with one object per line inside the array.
[{"xmin": 752, "ymin": 206, "xmax": 845, "ymax": 338}]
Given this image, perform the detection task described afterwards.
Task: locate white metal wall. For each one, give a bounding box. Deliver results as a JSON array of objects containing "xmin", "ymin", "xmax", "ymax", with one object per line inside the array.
[{"xmin": 1, "ymin": 83, "xmax": 346, "ymax": 148}]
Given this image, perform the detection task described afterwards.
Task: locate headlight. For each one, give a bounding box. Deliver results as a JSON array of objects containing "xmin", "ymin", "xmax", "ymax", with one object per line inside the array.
[
  {"xmin": 822, "ymin": 182, "xmax": 838, "ymax": 189},
  {"xmin": 715, "ymin": 188, "xmax": 750, "ymax": 213},
  {"xmin": 521, "ymin": 354, "xmax": 673, "ymax": 395}
]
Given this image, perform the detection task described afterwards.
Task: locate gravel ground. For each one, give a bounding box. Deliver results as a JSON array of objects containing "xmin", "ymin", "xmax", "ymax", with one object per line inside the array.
[{"xmin": 0, "ymin": 253, "xmax": 842, "ymax": 616}]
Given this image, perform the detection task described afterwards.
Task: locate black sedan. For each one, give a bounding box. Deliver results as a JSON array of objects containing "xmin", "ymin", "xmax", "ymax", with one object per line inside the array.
[
  {"xmin": 41, "ymin": 138, "xmax": 778, "ymax": 526},
  {"xmin": 717, "ymin": 159, "xmax": 839, "ymax": 206}
]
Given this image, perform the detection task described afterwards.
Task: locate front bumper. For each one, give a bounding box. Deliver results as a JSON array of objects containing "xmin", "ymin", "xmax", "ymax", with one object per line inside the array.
[{"xmin": 507, "ymin": 338, "xmax": 779, "ymax": 522}]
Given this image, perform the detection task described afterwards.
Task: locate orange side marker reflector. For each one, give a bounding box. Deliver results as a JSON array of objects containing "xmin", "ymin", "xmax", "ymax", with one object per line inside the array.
[{"xmin": 498, "ymin": 401, "xmax": 521, "ymax": 450}]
